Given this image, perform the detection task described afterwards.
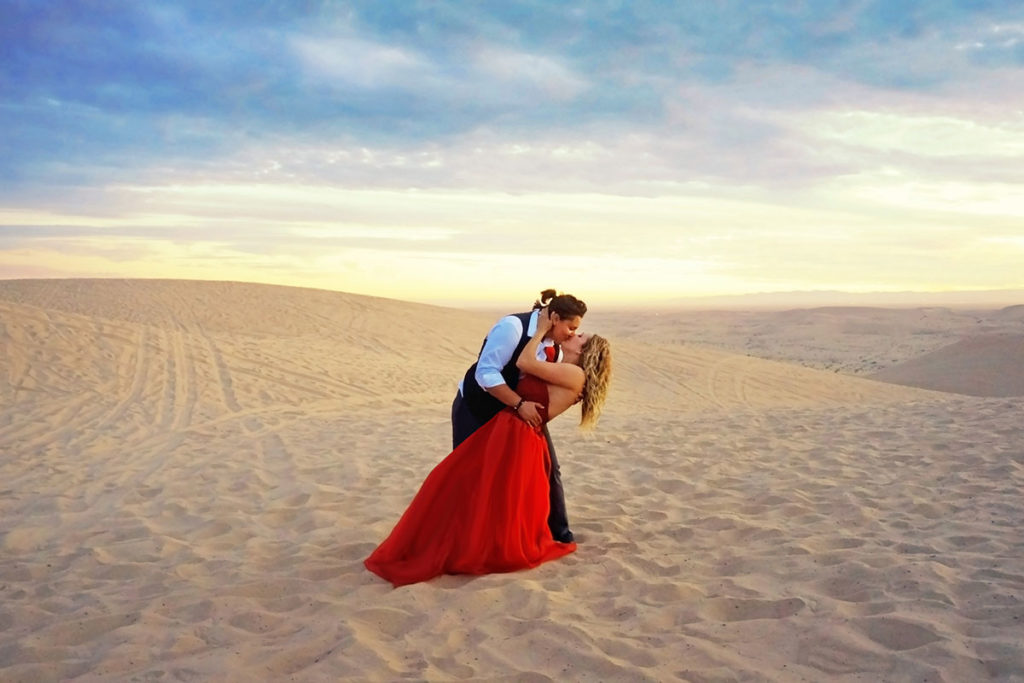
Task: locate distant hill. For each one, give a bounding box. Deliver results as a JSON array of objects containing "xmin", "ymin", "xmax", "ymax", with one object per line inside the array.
[
  {"xmin": 870, "ymin": 334, "xmax": 1024, "ymax": 397},
  {"xmin": 653, "ymin": 289, "xmax": 1024, "ymax": 310}
]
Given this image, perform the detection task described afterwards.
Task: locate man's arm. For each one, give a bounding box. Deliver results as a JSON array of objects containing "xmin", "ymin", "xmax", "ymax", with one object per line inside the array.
[
  {"xmin": 474, "ymin": 315, "xmax": 543, "ymax": 427},
  {"xmin": 474, "ymin": 316, "xmax": 521, "ymax": 390}
]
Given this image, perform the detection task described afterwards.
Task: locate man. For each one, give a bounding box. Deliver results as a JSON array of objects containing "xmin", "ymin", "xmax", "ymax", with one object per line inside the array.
[{"xmin": 452, "ymin": 289, "xmax": 587, "ymax": 544}]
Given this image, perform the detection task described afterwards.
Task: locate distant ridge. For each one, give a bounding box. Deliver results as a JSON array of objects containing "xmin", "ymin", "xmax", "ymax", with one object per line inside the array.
[
  {"xmin": 870, "ymin": 334, "xmax": 1024, "ymax": 397},
  {"xmin": 654, "ymin": 289, "xmax": 1024, "ymax": 310}
]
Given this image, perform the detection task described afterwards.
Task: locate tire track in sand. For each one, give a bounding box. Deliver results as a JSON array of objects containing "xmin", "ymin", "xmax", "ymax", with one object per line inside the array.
[
  {"xmin": 92, "ymin": 327, "xmax": 154, "ymax": 431},
  {"xmin": 197, "ymin": 326, "xmax": 242, "ymax": 414},
  {"xmin": 164, "ymin": 318, "xmax": 198, "ymax": 432},
  {"xmin": 167, "ymin": 288, "xmax": 242, "ymax": 416},
  {"xmin": 705, "ymin": 355, "xmax": 756, "ymax": 410}
]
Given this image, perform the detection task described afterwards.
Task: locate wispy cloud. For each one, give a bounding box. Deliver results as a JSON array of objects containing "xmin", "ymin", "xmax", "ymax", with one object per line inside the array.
[
  {"xmin": 291, "ymin": 34, "xmax": 431, "ymax": 90},
  {"xmin": 804, "ymin": 111, "xmax": 1024, "ymax": 158}
]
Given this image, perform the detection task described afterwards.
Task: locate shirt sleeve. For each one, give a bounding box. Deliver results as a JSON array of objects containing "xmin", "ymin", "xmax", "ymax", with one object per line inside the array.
[{"xmin": 474, "ymin": 315, "xmax": 523, "ymax": 389}]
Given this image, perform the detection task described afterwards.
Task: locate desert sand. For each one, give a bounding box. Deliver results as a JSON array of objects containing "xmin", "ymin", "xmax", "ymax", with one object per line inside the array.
[{"xmin": 1, "ymin": 279, "xmax": 1022, "ymax": 681}]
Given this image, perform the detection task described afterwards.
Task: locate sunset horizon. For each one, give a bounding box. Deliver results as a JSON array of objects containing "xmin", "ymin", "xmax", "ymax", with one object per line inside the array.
[{"xmin": 1, "ymin": 275, "xmax": 1022, "ymax": 311}]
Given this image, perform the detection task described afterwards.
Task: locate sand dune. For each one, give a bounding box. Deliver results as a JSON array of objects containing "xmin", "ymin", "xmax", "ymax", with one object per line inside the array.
[
  {"xmin": 870, "ymin": 334, "xmax": 1024, "ymax": 397},
  {"xmin": 1, "ymin": 279, "xmax": 1022, "ymax": 681},
  {"xmin": 589, "ymin": 304, "xmax": 1024, "ymax": 379},
  {"xmin": 604, "ymin": 338, "xmax": 934, "ymax": 415}
]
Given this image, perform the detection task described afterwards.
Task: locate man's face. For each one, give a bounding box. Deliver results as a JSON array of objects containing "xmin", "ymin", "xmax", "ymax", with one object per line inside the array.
[{"xmin": 549, "ymin": 313, "xmax": 582, "ymax": 344}]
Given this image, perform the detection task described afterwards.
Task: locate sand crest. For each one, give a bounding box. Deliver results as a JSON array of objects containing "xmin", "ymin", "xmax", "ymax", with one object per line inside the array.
[
  {"xmin": 870, "ymin": 334, "xmax": 1024, "ymax": 397},
  {"xmin": 1, "ymin": 280, "xmax": 1022, "ymax": 681}
]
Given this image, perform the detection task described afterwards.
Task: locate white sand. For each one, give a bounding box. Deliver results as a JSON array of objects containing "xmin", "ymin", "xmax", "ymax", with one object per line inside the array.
[{"xmin": 1, "ymin": 279, "xmax": 1022, "ymax": 681}]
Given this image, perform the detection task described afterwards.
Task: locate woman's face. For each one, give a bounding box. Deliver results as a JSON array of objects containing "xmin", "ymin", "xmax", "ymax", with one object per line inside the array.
[
  {"xmin": 562, "ymin": 330, "xmax": 590, "ymax": 355},
  {"xmin": 550, "ymin": 314, "xmax": 582, "ymax": 343}
]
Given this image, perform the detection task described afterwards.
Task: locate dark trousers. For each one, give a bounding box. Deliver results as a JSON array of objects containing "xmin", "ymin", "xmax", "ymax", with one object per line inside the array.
[{"xmin": 451, "ymin": 392, "xmax": 571, "ymax": 540}]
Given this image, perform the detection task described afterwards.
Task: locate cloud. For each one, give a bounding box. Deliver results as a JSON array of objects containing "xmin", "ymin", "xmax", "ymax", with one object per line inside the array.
[
  {"xmin": 289, "ymin": 28, "xmax": 591, "ymax": 125},
  {"xmin": 470, "ymin": 46, "xmax": 589, "ymax": 100},
  {"xmin": 4, "ymin": 1, "xmax": 1022, "ymax": 190},
  {"xmin": 956, "ymin": 21, "xmax": 1024, "ymax": 62},
  {"xmin": 291, "ymin": 35, "xmax": 429, "ymax": 90},
  {"xmin": 805, "ymin": 111, "xmax": 1024, "ymax": 158}
]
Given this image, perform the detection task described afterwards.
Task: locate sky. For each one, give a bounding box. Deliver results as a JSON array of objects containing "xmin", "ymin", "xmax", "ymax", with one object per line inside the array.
[{"xmin": 1, "ymin": 1, "xmax": 1023, "ymax": 308}]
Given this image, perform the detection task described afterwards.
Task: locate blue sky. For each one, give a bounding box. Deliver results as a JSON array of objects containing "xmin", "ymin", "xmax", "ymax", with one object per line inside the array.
[{"xmin": 2, "ymin": 1, "xmax": 1023, "ymax": 306}]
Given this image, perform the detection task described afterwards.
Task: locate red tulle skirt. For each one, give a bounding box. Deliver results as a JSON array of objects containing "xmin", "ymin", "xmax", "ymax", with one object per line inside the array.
[{"xmin": 365, "ymin": 410, "xmax": 576, "ymax": 587}]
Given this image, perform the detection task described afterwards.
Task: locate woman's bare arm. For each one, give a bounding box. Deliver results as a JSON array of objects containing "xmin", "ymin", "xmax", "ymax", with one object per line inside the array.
[{"xmin": 517, "ymin": 313, "xmax": 585, "ymax": 394}]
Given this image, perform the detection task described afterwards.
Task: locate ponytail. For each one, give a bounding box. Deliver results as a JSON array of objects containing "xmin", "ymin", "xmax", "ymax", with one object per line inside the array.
[{"xmin": 532, "ymin": 289, "xmax": 587, "ymax": 319}]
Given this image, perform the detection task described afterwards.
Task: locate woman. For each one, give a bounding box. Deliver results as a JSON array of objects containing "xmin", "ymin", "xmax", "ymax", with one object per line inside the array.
[{"xmin": 364, "ymin": 312, "xmax": 612, "ymax": 587}]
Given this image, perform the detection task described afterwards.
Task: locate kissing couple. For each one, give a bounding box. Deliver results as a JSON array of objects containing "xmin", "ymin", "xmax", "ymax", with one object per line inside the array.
[{"xmin": 365, "ymin": 289, "xmax": 612, "ymax": 587}]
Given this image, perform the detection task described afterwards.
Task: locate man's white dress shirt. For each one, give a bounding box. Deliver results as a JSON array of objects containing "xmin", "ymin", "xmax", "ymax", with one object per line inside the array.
[{"xmin": 459, "ymin": 309, "xmax": 558, "ymax": 394}]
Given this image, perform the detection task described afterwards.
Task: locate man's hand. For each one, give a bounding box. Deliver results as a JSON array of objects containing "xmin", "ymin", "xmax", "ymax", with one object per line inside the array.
[{"xmin": 516, "ymin": 401, "xmax": 544, "ymax": 427}]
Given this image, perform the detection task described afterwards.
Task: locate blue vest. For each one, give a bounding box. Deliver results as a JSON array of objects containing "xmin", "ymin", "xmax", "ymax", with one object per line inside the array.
[{"xmin": 460, "ymin": 311, "xmax": 533, "ymax": 423}]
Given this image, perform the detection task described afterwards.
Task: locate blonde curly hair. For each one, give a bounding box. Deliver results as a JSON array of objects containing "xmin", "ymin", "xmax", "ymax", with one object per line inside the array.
[{"xmin": 578, "ymin": 334, "xmax": 611, "ymax": 428}]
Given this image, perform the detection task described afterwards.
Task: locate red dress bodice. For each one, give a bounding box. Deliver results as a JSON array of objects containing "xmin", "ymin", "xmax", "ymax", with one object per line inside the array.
[{"xmin": 513, "ymin": 374, "xmax": 550, "ymax": 423}]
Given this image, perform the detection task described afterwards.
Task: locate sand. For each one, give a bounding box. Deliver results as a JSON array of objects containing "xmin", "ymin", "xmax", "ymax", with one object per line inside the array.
[{"xmin": 1, "ymin": 279, "xmax": 1022, "ymax": 681}]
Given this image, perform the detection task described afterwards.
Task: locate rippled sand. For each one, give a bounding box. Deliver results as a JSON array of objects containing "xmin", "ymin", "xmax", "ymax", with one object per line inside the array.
[{"xmin": 1, "ymin": 280, "xmax": 1021, "ymax": 681}]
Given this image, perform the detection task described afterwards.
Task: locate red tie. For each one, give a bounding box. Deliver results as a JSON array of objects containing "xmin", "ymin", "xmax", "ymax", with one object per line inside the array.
[{"xmin": 544, "ymin": 346, "xmax": 557, "ymax": 362}]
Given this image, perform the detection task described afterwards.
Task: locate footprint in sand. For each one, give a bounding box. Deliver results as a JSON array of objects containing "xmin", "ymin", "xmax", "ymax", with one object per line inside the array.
[
  {"xmin": 34, "ymin": 612, "xmax": 140, "ymax": 648},
  {"xmin": 700, "ymin": 596, "xmax": 806, "ymax": 622},
  {"xmin": 228, "ymin": 611, "xmax": 284, "ymax": 634},
  {"xmin": 595, "ymin": 637, "xmax": 659, "ymax": 667},
  {"xmin": 350, "ymin": 606, "xmax": 426, "ymax": 640},
  {"xmin": 855, "ymin": 616, "xmax": 943, "ymax": 651}
]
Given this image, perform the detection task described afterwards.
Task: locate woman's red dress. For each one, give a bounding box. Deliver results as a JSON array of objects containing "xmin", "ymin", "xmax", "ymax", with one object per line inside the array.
[{"xmin": 364, "ymin": 375, "xmax": 576, "ymax": 587}]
